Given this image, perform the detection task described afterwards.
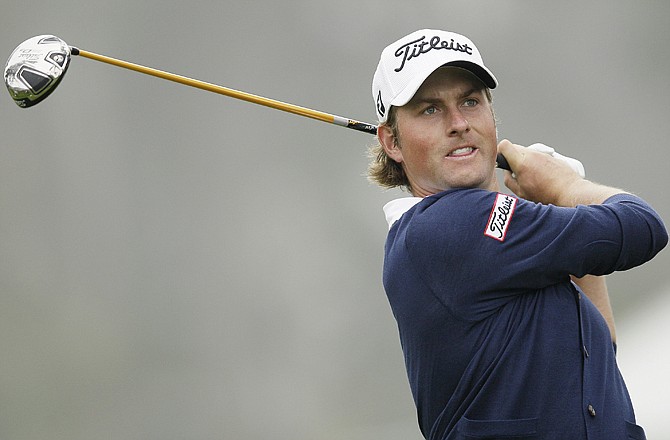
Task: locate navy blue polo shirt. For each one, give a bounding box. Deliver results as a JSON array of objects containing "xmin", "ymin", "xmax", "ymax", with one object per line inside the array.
[{"xmin": 382, "ymin": 189, "xmax": 667, "ymax": 440}]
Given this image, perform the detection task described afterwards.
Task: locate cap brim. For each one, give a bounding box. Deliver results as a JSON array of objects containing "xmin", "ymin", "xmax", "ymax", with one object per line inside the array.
[
  {"xmin": 389, "ymin": 61, "xmax": 497, "ymax": 109},
  {"xmin": 446, "ymin": 61, "xmax": 497, "ymax": 89}
]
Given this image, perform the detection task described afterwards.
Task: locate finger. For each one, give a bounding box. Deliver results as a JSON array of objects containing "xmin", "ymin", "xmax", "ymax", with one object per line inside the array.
[
  {"xmin": 503, "ymin": 171, "xmax": 519, "ymax": 194},
  {"xmin": 497, "ymin": 139, "xmax": 524, "ymax": 172}
]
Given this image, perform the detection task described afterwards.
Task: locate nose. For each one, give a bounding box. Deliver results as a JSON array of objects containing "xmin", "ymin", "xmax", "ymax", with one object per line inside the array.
[{"xmin": 448, "ymin": 110, "xmax": 470, "ymax": 136}]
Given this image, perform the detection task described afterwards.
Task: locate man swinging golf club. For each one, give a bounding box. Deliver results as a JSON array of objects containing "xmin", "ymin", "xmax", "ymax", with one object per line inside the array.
[
  {"xmin": 368, "ymin": 28, "xmax": 667, "ymax": 440},
  {"xmin": 3, "ymin": 28, "xmax": 667, "ymax": 440}
]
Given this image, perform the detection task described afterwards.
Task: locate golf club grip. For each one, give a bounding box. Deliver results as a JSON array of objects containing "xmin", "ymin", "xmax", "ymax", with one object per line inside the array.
[{"xmin": 496, "ymin": 153, "xmax": 510, "ymax": 171}]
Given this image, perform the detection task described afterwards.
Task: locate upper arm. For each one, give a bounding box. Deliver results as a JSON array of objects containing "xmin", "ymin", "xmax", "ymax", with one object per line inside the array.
[{"xmin": 404, "ymin": 191, "xmax": 665, "ymax": 318}]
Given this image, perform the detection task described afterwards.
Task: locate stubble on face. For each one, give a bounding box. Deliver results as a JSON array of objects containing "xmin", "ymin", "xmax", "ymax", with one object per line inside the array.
[{"xmin": 391, "ymin": 68, "xmax": 500, "ymax": 196}]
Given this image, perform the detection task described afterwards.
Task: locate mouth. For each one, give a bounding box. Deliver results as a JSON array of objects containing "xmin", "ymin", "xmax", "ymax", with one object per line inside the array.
[{"xmin": 446, "ymin": 146, "xmax": 477, "ymax": 158}]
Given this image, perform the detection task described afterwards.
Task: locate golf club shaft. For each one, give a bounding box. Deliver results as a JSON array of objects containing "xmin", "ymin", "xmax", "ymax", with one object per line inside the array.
[
  {"xmin": 71, "ymin": 47, "xmax": 377, "ymax": 135},
  {"xmin": 70, "ymin": 46, "xmax": 510, "ymax": 170}
]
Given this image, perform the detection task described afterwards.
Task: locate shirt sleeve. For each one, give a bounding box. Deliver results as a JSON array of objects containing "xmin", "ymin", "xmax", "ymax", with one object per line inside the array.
[{"xmin": 403, "ymin": 189, "xmax": 667, "ymax": 318}]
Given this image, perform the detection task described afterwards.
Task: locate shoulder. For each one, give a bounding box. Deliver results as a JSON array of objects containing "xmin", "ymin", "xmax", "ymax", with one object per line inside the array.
[
  {"xmin": 400, "ymin": 188, "xmax": 502, "ymax": 243},
  {"xmin": 414, "ymin": 188, "xmax": 502, "ymax": 219}
]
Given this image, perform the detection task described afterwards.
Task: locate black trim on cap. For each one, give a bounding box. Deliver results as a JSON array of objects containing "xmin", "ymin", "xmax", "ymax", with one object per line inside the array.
[{"xmin": 445, "ymin": 61, "xmax": 497, "ymax": 89}]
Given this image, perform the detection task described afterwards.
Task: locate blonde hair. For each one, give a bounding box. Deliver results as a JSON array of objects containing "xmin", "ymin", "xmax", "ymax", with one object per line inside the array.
[{"xmin": 366, "ymin": 107, "xmax": 409, "ymax": 191}]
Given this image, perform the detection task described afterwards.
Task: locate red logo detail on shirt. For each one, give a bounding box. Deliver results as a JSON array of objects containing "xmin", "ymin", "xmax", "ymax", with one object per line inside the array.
[{"xmin": 485, "ymin": 193, "xmax": 517, "ymax": 241}]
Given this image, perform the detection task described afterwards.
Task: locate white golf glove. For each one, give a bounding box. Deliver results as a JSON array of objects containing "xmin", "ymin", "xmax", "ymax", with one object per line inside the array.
[{"xmin": 527, "ymin": 143, "xmax": 586, "ymax": 178}]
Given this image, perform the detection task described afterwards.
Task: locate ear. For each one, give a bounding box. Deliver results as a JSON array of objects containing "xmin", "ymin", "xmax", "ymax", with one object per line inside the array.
[{"xmin": 377, "ymin": 124, "xmax": 403, "ymax": 163}]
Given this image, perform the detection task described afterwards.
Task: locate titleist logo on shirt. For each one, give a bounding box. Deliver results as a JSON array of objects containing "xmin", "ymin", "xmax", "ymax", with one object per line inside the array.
[
  {"xmin": 393, "ymin": 35, "xmax": 473, "ymax": 72},
  {"xmin": 485, "ymin": 194, "xmax": 517, "ymax": 241}
]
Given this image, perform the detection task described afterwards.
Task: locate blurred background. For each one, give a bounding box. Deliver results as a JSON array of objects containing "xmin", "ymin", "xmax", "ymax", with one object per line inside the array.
[{"xmin": 1, "ymin": 1, "xmax": 668, "ymax": 439}]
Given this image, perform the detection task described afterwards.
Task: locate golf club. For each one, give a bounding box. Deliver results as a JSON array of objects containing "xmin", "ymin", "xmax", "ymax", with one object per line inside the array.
[{"xmin": 4, "ymin": 34, "xmax": 511, "ymax": 170}]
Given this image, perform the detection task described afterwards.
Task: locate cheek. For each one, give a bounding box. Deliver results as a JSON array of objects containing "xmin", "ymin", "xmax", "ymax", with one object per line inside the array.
[
  {"xmin": 474, "ymin": 116, "xmax": 498, "ymax": 149},
  {"xmin": 487, "ymin": 117, "xmax": 498, "ymax": 139},
  {"xmin": 397, "ymin": 123, "xmax": 436, "ymax": 155},
  {"xmin": 399, "ymin": 139, "xmax": 432, "ymax": 167},
  {"xmin": 483, "ymin": 110, "xmax": 498, "ymax": 138}
]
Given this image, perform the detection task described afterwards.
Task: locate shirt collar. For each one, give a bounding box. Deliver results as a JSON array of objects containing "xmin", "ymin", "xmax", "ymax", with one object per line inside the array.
[{"xmin": 382, "ymin": 197, "xmax": 423, "ymax": 229}]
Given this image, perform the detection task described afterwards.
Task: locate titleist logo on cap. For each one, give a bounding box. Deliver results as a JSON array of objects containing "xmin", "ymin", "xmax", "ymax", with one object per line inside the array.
[{"xmin": 394, "ymin": 35, "xmax": 473, "ymax": 72}]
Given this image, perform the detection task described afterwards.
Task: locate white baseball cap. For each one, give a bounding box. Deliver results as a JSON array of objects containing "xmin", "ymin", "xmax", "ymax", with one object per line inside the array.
[{"xmin": 372, "ymin": 29, "xmax": 497, "ymax": 123}]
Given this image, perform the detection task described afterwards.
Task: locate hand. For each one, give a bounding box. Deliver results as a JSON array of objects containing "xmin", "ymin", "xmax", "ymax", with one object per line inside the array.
[
  {"xmin": 497, "ymin": 140, "xmax": 585, "ymax": 206},
  {"xmin": 526, "ymin": 143, "xmax": 585, "ymax": 178}
]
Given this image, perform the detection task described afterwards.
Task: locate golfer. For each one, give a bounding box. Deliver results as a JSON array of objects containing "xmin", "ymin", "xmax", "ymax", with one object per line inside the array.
[{"xmin": 368, "ymin": 29, "xmax": 667, "ymax": 440}]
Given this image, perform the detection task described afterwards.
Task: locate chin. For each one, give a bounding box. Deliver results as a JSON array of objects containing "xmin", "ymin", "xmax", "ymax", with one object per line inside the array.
[
  {"xmin": 447, "ymin": 170, "xmax": 485, "ymax": 187},
  {"xmin": 449, "ymin": 172, "xmax": 496, "ymax": 191}
]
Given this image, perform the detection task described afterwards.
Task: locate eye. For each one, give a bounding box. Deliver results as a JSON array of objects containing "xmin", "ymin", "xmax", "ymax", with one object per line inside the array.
[
  {"xmin": 463, "ymin": 98, "xmax": 478, "ymax": 107},
  {"xmin": 423, "ymin": 105, "xmax": 438, "ymax": 115}
]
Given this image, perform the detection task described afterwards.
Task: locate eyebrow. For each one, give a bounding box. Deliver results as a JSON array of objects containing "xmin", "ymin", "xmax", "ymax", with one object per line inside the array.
[
  {"xmin": 410, "ymin": 87, "xmax": 484, "ymax": 105},
  {"xmin": 459, "ymin": 87, "xmax": 482, "ymax": 99}
]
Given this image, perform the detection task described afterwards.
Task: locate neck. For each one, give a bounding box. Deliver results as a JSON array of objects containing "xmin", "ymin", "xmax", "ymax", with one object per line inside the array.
[{"xmin": 409, "ymin": 177, "xmax": 501, "ymax": 198}]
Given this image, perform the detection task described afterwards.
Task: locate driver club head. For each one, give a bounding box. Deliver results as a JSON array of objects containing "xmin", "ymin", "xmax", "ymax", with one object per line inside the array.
[{"xmin": 4, "ymin": 35, "xmax": 71, "ymax": 108}]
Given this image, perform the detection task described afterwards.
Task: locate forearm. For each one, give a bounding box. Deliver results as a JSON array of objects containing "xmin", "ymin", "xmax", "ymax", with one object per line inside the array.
[
  {"xmin": 571, "ymin": 274, "xmax": 616, "ymax": 343},
  {"xmin": 557, "ymin": 179, "xmax": 626, "ymax": 208},
  {"xmin": 498, "ymin": 140, "xmax": 626, "ymax": 207}
]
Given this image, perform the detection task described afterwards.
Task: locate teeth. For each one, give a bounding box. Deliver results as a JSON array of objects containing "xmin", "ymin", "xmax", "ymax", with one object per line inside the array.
[{"xmin": 449, "ymin": 147, "xmax": 473, "ymax": 156}]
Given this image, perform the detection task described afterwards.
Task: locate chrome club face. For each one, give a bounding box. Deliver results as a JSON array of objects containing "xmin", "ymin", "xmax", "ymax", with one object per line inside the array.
[{"xmin": 4, "ymin": 35, "xmax": 71, "ymax": 108}]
